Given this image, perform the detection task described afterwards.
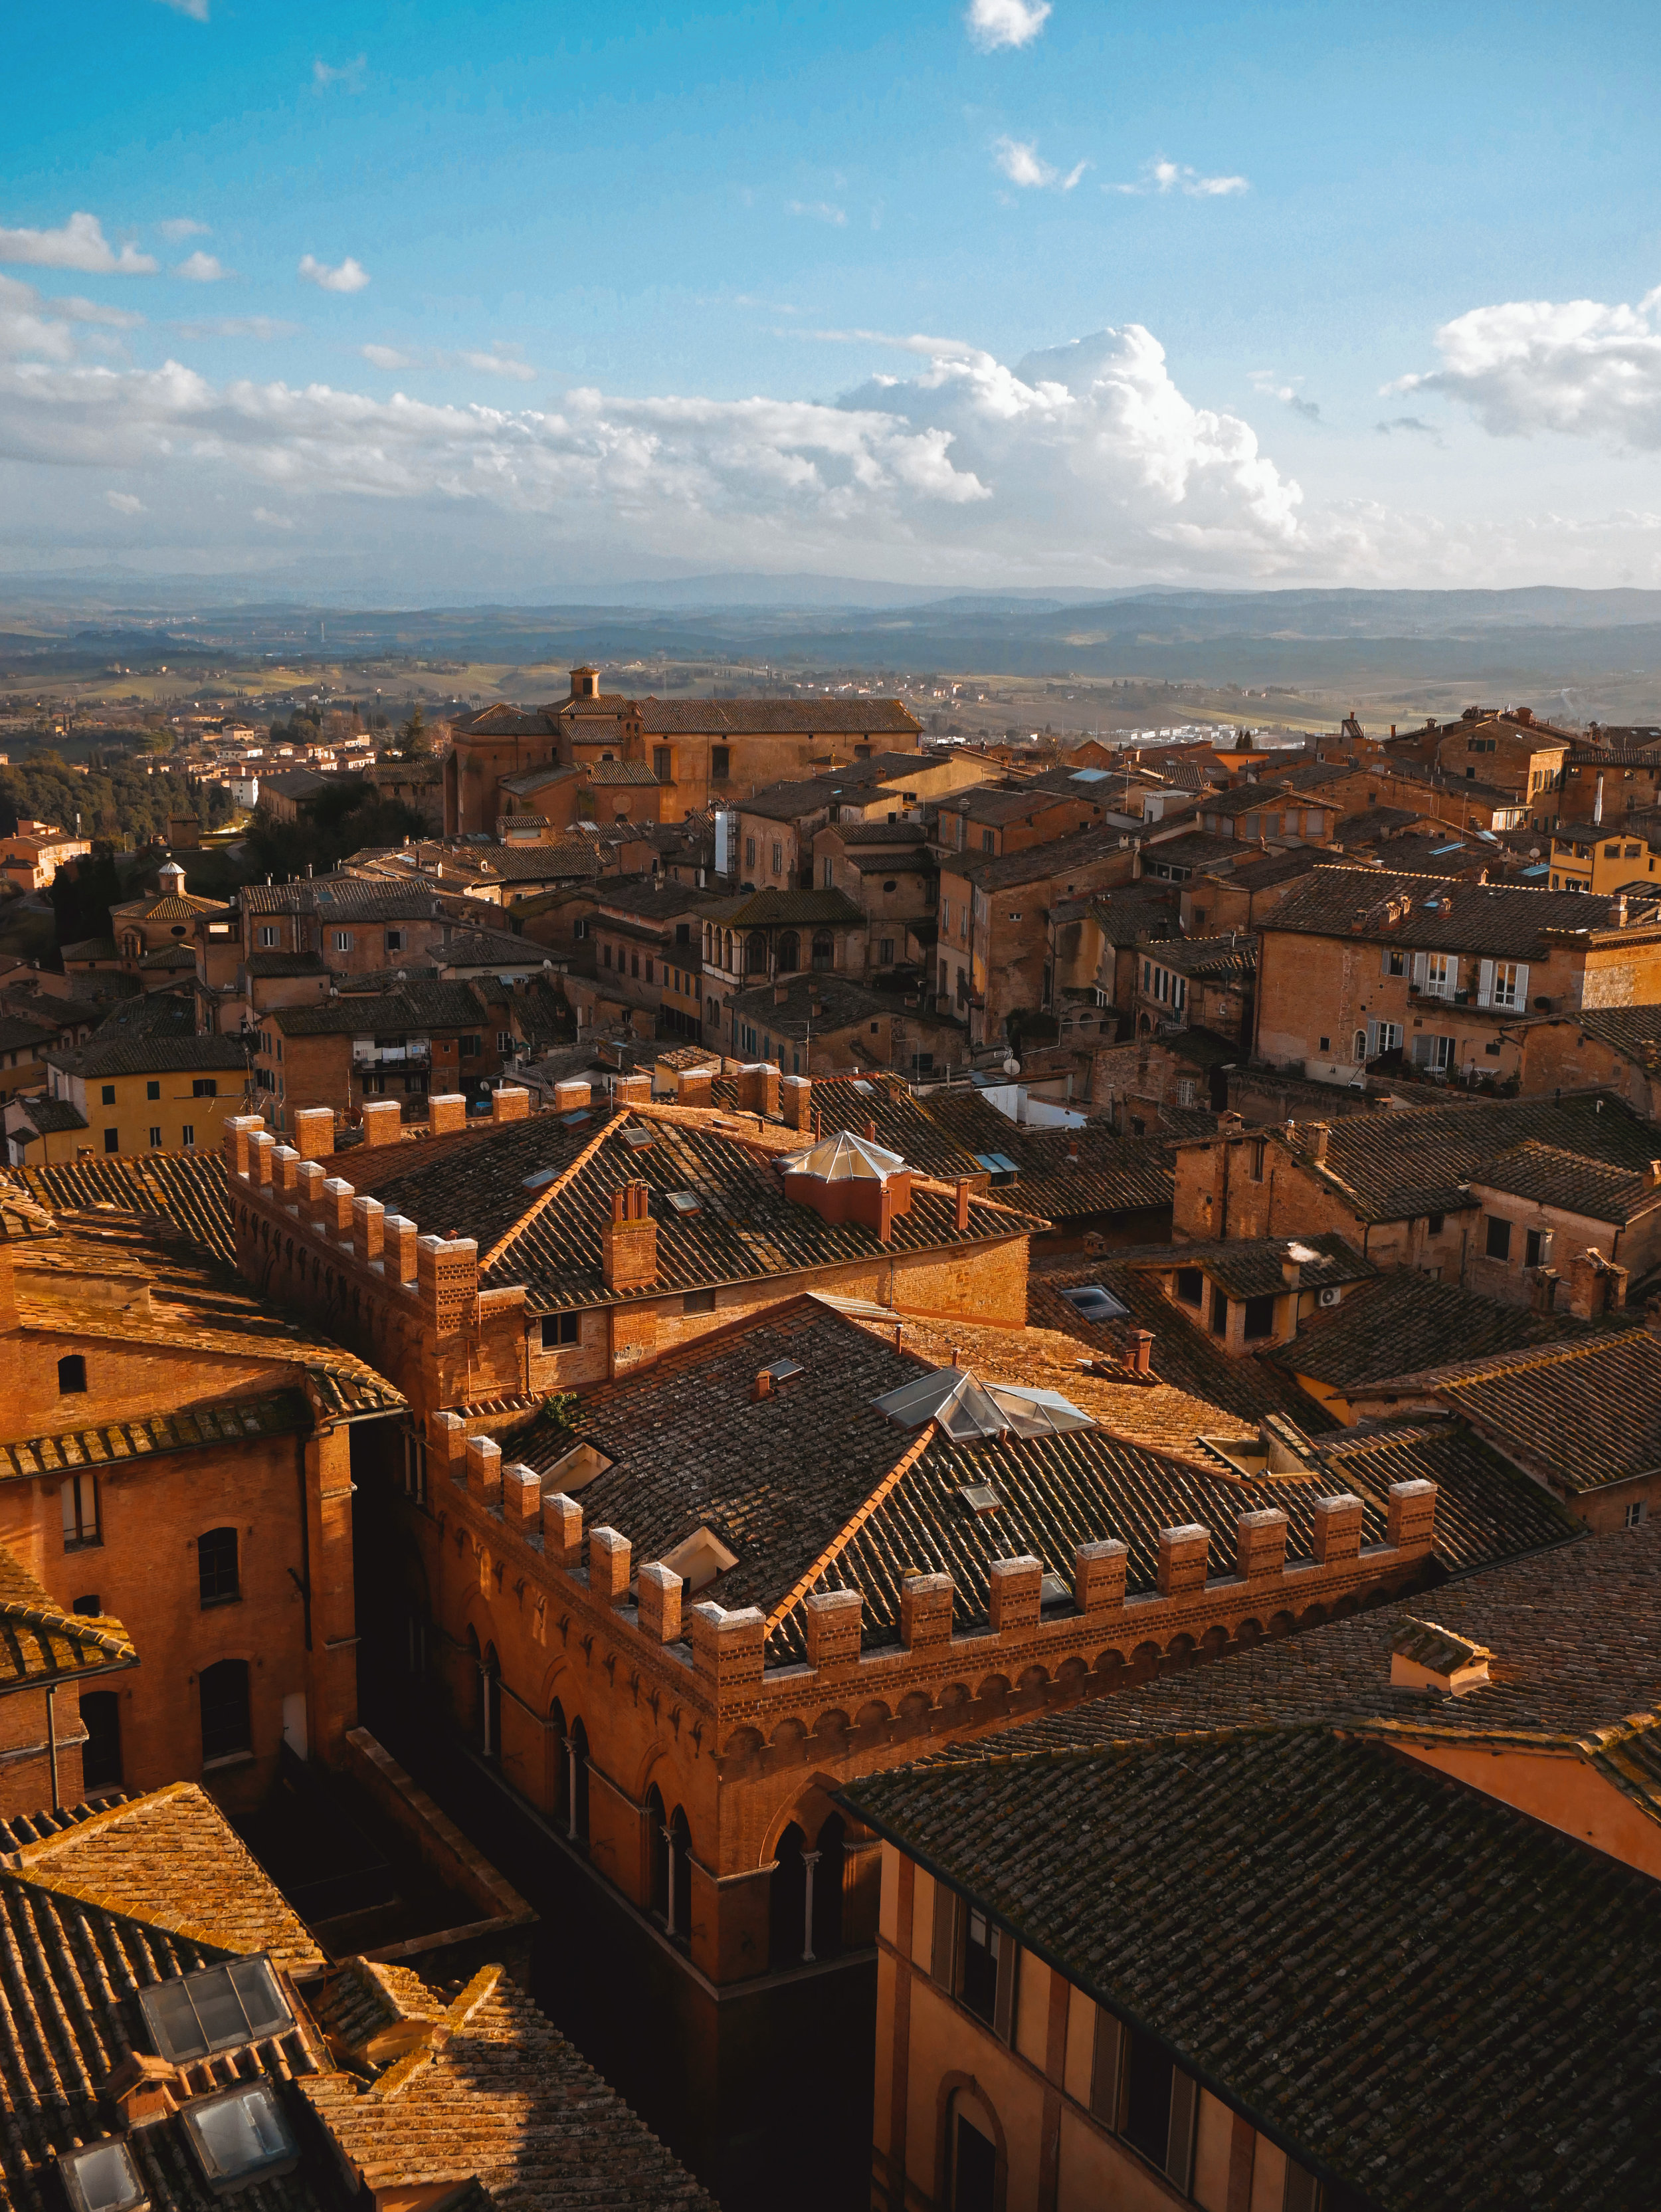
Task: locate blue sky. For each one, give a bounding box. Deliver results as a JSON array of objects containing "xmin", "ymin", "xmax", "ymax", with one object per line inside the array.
[{"xmin": 5, "ymin": 0, "xmax": 1661, "ymax": 595}]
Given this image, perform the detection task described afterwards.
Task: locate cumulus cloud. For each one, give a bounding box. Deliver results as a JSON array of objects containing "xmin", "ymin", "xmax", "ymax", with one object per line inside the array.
[
  {"xmin": 458, "ymin": 347, "xmax": 537, "ymax": 382},
  {"xmin": 54, "ymin": 296, "xmax": 145, "ymax": 330},
  {"xmin": 1250, "ymin": 370, "xmax": 1320, "ymax": 423},
  {"xmin": 993, "ymin": 138, "xmax": 1088, "ymax": 191},
  {"xmin": 174, "ymin": 251, "xmax": 231, "ymax": 282},
  {"xmin": 967, "ymin": 0, "xmax": 1051, "ymax": 50},
  {"xmin": 788, "ymin": 200, "xmax": 847, "ymax": 227},
  {"xmin": 158, "ymin": 218, "xmax": 209, "ymax": 243},
  {"xmin": 0, "ymin": 212, "xmax": 157, "ymax": 274},
  {"xmin": 106, "ymin": 489, "xmax": 143, "ymax": 514},
  {"xmin": 1110, "ymin": 158, "xmax": 1248, "ymax": 199},
  {"xmin": 314, "ymin": 54, "xmax": 367, "ymax": 90},
  {"xmin": 1393, "ymin": 288, "xmax": 1661, "ymax": 448},
  {"xmin": 361, "ymin": 342, "xmax": 413, "ymax": 369},
  {"xmin": 153, "ymin": 0, "xmax": 209, "ymax": 17},
  {"xmin": 298, "ymin": 253, "xmax": 369, "ymax": 293},
  {"xmin": 174, "ymin": 316, "xmax": 300, "ymax": 340},
  {"xmin": 0, "ymin": 325, "xmax": 1313, "ymax": 587},
  {"xmin": 0, "ymin": 276, "xmax": 79, "ymax": 363}
]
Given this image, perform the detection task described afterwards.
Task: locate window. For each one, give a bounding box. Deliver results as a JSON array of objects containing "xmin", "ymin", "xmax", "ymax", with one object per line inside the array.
[
  {"xmin": 199, "ymin": 1658, "xmax": 252, "ymax": 1763},
  {"xmin": 101, "ymin": 1084, "xmax": 116, "ymax": 1106},
  {"xmin": 541, "ymin": 1313, "xmax": 580, "ymax": 1349},
  {"xmin": 1411, "ymin": 1033, "xmax": 1454, "ymax": 1072},
  {"xmin": 682, "ymin": 1288, "xmax": 716, "ymax": 1316},
  {"xmin": 1382, "ymin": 948, "xmax": 1407, "ymax": 975},
  {"xmin": 1624, "ymin": 1500, "xmax": 1648, "ymax": 1528},
  {"xmin": 879, "ymin": 938, "xmax": 894, "ymax": 965},
  {"xmin": 334, "ymin": 930, "xmax": 353, "ymax": 952},
  {"xmin": 403, "ymin": 1429, "xmax": 427, "ymax": 1506},
  {"xmin": 1248, "ymin": 1138, "xmax": 1266, "ymax": 1181},
  {"xmin": 981, "ymin": 829, "xmax": 995, "ymax": 853},
  {"xmin": 148, "ymin": 1127, "xmax": 162, "ymax": 1149},
  {"xmin": 386, "ymin": 929, "xmax": 404, "ymax": 953},
  {"xmin": 103, "ymin": 1129, "xmax": 119, "ymax": 1154},
  {"xmin": 198, "ymin": 1527, "xmax": 239, "ymax": 1607},
  {"xmin": 192, "ymin": 1078, "xmax": 217, "ymax": 1098},
  {"xmin": 79, "ymin": 1690, "xmax": 122, "ymax": 1792},
  {"xmin": 711, "ymin": 746, "xmax": 730, "ymax": 779},
  {"xmin": 771, "ymin": 841, "xmax": 783, "ymax": 875},
  {"xmin": 951, "ymin": 2104, "xmax": 997, "ymax": 2212},
  {"xmin": 1424, "ymin": 952, "xmax": 1456, "ymax": 997},
  {"xmin": 1242, "ymin": 1292, "xmax": 1277, "ymax": 1340},
  {"xmin": 146, "ymin": 1080, "xmax": 161, "ymax": 1101},
  {"xmin": 459, "ymin": 1034, "xmax": 482, "ymax": 1058},
  {"xmin": 811, "ymin": 935, "xmax": 834, "ymax": 970},
  {"xmin": 1428, "ymin": 1212, "xmax": 1445, "ymax": 1235},
  {"xmin": 744, "ymin": 836, "xmax": 756, "ymax": 870},
  {"xmin": 58, "ymin": 1354, "xmax": 87, "ymax": 1395},
  {"xmin": 1490, "ymin": 960, "xmax": 1523, "ymax": 1008},
  {"xmin": 140, "ymin": 1956, "xmax": 291, "ymax": 2066},
  {"xmin": 603, "ymin": 942, "xmax": 613, "ymax": 968},
  {"xmin": 1175, "ymin": 1266, "xmax": 1204, "ymax": 1306},
  {"xmin": 1484, "ymin": 1214, "xmax": 1513, "ymax": 1261},
  {"xmin": 1525, "ymin": 1226, "xmax": 1553, "ymax": 1268},
  {"xmin": 1120, "ymin": 2027, "xmax": 1197, "ymax": 2190},
  {"xmin": 62, "ymin": 1470, "xmax": 99, "ymax": 1548},
  {"xmin": 181, "ymin": 1124, "xmax": 195, "ymax": 1148},
  {"xmin": 1210, "ymin": 1284, "xmax": 1228, "ymax": 1335},
  {"xmin": 654, "ymin": 748, "xmax": 672, "ymax": 781}
]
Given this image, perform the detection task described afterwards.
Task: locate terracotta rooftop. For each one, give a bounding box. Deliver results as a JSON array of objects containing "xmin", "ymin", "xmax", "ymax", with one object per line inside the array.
[
  {"xmin": 1262, "ymin": 864, "xmax": 1644, "ymax": 953},
  {"xmin": 44, "ymin": 1035, "xmax": 250, "ymax": 1079},
  {"xmin": 5, "ymin": 1152, "xmax": 237, "ymax": 1264},
  {"xmin": 841, "ymin": 1722, "xmax": 1661, "ymax": 2211},
  {"xmin": 948, "ymin": 823, "xmax": 1129, "ymax": 892},
  {"xmin": 1467, "ymin": 1138, "xmax": 1661, "ymax": 1223},
  {"xmin": 0, "ymin": 1546, "xmax": 136, "ymax": 1693},
  {"xmin": 912, "ymin": 1090, "xmax": 1176, "ymax": 1222},
  {"xmin": 1118, "ymin": 1231, "xmax": 1374, "ymax": 1302}
]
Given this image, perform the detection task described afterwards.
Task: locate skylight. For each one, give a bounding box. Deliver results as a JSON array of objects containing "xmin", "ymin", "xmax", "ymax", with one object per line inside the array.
[
  {"xmin": 522, "ymin": 1164, "xmax": 561, "ymax": 1191},
  {"xmin": 59, "ymin": 2140, "xmax": 147, "ymax": 2212},
  {"xmin": 872, "ymin": 1365, "xmax": 1094, "ymax": 1441},
  {"xmin": 181, "ymin": 2082, "xmax": 300, "ymax": 2194},
  {"xmin": 973, "ymin": 1151, "xmax": 1020, "ymax": 1185},
  {"xmin": 621, "ymin": 1128, "xmax": 656, "ymax": 1150},
  {"xmin": 666, "ymin": 1189, "xmax": 701, "ymax": 1215},
  {"xmin": 139, "ymin": 1956, "xmax": 292, "ymax": 2066},
  {"xmin": 1057, "ymin": 1283, "xmax": 1128, "ymax": 1323}
]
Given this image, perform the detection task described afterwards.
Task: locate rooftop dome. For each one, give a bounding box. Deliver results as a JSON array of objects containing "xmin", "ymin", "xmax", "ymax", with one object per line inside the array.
[{"xmin": 781, "ymin": 1129, "xmax": 906, "ymax": 1182}]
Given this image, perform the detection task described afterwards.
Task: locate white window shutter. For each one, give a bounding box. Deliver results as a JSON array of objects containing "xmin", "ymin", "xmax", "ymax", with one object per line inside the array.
[
  {"xmin": 1478, "ymin": 957, "xmax": 1495, "ymax": 1007},
  {"xmin": 1412, "ymin": 952, "xmax": 1427, "ymax": 986},
  {"xmin": 1366, "ymin": 1019, "xmax": 1380, "ymax": 1056},
  {"xmin": 1514, "ymin": 962, "xmax": 1529, "ymax": 1005}
]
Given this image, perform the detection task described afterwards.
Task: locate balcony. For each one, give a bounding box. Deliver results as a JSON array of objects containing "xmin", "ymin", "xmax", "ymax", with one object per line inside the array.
[{"xmin": 352, "ymin": 1040, "xmax": 432, "ymax": 1068}]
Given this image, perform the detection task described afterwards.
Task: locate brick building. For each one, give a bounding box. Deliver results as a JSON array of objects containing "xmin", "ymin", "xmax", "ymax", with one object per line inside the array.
[
  {"xmin": 444, "ymin": 667, "xmax": 924, "ymax": 835},
  {"xmin": 700, "ymin": 886, "xmax": 869, "ymax": 1043},
  {"xmin": 254, "ymin": 977, "xmax": 506, "ymax": 1135},
  {"xmin": 1253, "ymin": 866, "xmax": 1661, "ymax": 1086},
  {"xmin": 0, "ymin": 1183, "xmax": 401, "ymax": 1809},
  {"xmin": 842, "ymin": 1516, "xmax": 1661, "ymax": 2212},
  {"xmin": 937, "ymin": 827, "xmax": 1137, "ymax": 1049}
]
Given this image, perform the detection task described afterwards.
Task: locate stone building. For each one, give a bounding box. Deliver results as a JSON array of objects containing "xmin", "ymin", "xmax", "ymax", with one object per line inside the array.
[{"xmin": 937, "ymin": 827, "xmax": 1138, "ymax": 1049}]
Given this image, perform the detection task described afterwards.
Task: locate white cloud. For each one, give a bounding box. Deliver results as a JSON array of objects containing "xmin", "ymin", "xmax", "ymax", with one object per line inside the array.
[
  {"xmin": 0, "ymin": 212, "xmax": 157, "ymax": 274},
  {"xmin": 54, "ymin": 296, "xmax": 145, "ymax": 329},
  {"xmin": 153, "ymin": 0, "xmax": 209, "ymax": 17},
  {"xmin": 252, "ymin": 506, "xmax": 296, "ymax": 529},
  {"xmin": 1250, "ymin": 369, "xmax": 1320, "ymax": 423},
  {"xmin": 158, "ymin": 218, "xmax": 209, "ymax": 243},
  {"xmin": 458, "ymin": 347, "xmax": 537, "ymax": 382},
  {"xmin": 0, "ymin": 276, "xmax": 79, "ymax": 363},
  {"xmin": 298, "ymin": 252, "xmax": 370, "ymax": 294},
  {"xmin": 788, "ymin": 200, "xmax": 847, "ymax": 227},
  {"xmin": 361, "ymin": 342, "xmax": 413, "ymax": 369},
  {"xmin": 1393, "ymin": 288, "xmax": 1661, "ymax": 449},
  {"xmin": 174, "ymin": 316, "xmax": 300, "ymax": 340},
  {"xmin": 1110, "ymin": 158, "xmax": 1248, "ymax": 199},
  {"xmin": 993, "ymin": 137, "xmax": 1088, "ymax": 191},
  {"xmin": 106, "ymin": 489, "xmax": 143, "ymax": 514},
  {"xmin": 314, "ymin": 54, "xmax": 367, "ymax": 90},
  {"xmin": 967, "ymin": 0, "xmax": 1051, "ymax": 50},
  {"xmin": 174, "ymin": 251, "xmax": 232, "ymax": 282},
  {"xmin": 0, "ymin": 325, "xmax": 1314, "ymax": 587}
]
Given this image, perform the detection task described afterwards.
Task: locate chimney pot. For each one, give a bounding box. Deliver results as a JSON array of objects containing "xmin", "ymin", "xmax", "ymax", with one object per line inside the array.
[{"xmin": 1127, "ymin": 1328, "xmax": 1154, "ymax": 1377}]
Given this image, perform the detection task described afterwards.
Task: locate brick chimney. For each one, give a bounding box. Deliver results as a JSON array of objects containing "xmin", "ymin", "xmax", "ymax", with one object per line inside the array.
[
  {"xmin": 1126, "ymin": 1328, "xmax": 1154, "ymax": 1377},
  {"xmin": 428, "ymin": 1093, "xmax": 467, "ymax": 1137},
  {"xmin": 492, "ymin": 1085, "xmax": 531, "ymax": 1124},
  {"xmin": 899, "ymin": 1570, "xmax": 955, "ymax": 1651},
  {"xmin": 1156, "ymin": 1523, "xmax": 1209, "ymax": 1597},
  {"xmin": 736, "ymin": 1062, "xmax": 781, "ymax": 1116},
  {"xmin": 360, "ymin": 1098, "xmax": 403, "ymax": 1147},
  {"xmin": 781, "ymin": 1073, "xmax": 813, "ymax": 1130},
  {"xmin": 1306, "ymin": 1123, "xmax": 1330, "ymax": 1163},
  {"xmin": 1073, "ymin": 1538, "xmax": 1127, "ymax": 1614},
  {"xmin": 804, "ymin": 1586, "xmax": 863, "ymax": 1668},
  {"xmin": 293, "ymin": 1106, "xmax": 335, "ymax": 1160},
  {"xmin": 601, "ymin": 1179, "xmax": 658, "ymax": 1290},
  {"xmin": 637, "ymin": 1561, "xmax": 683, "ymax": 1643},
  {"xmin": 677, "ymin": 1065, "xmax": 715, "ymax": 1106}
]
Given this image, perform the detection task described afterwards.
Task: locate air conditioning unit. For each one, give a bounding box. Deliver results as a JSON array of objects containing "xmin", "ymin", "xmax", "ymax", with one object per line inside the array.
[{"xmin": 1318, "ymin": 1286, "xmax": 1342, "ymax": 1308}]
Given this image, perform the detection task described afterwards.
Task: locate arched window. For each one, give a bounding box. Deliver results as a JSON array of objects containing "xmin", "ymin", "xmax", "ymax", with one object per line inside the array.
[
  {"xmin": 745, "ymin": 930, "xmax": 769, "ymax": 977},
  {"xmin": 80, "ymin": 1690, "xmax": 122, "ymax": 1792},
  {"xmin": 811, "ymin": 1811, "xmax": 846, "ymax": 1960},
  {"xmin": 1353, "ymin": 1029, "xmax": 1368, "ymax": 1063},
  {"xmin": 769, "ymin": 1822, "xmax": 807, "ymax": 1969},
  {"xmin": 950, "ymin": 2092, "xmax": 998, "ymax": 2212},
  {"xmin": 199, "ymin": 1659, "xmax": 251, "ymax": 1764},
  {"xmin": 567, "ymin": 1716, "xmax": 590, "ymax": 1844},
  {"xmin": 197, "ymin": 1527, "xmax": 239, "ymax": 1607},
  {"xmin": 723, "ymin": 930, "xmax": 735, "ymax": 972},
  {"xmin": 646, "ymin": 1783, "xmax": 669, "ymax": 1919},
  {"xmin": 811, "ymin": 936, "xmax": 834, "ymax": 971},
  {"xmin": 57, "ymin": 1355, "xmax": 86, "ymax": 1395},
  {"xmin": 668, "ymin": 1807, "xmax": 692, "ymax": 1942},
  {"xmin": 775, "ymin": 931, "xmax": 800, "ymax": 974}
]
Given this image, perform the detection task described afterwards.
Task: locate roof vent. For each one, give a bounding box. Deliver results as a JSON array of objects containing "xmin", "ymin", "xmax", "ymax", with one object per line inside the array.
[
  {"xmin": 139, "ymin": 1956, "xmax": 291, "ymax": 2066},
  {"xmin": 957, "ymin": 1482, "xmax": 1003, "ymax": 1514},
  {"xmin": 181, "ymin": 2081, "xmax": 300, "ymax": 2195},
  {"xmin": 1390, "ymin": 1616, "xmax": 1492, "ymax": 1698},
  {"xmin": 621, "ymin": 1127, "xmax": 656, "ymax": 1150},
  {"xmin": 59, "ymin": 2140, "xmax": 148, "ymax": 2212}
]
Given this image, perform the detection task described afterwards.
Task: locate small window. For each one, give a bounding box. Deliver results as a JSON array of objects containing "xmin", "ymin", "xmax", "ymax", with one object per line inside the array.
[
  {"xmin": 103, "ymin": 1128, "xmax": 119, "ymax": 1154},
  {"xmin": 181, "ymin": 1124, "xmax": 195, "ymax": 1147},
  {"xmin": 879, "ymin": 938, "xmax": 894, "ymax": 965},
  {"xmin": 711, "ymin": 746, "xmax": 730, "ymax": 779},
  {"xmin": 961, "ymin": 1906, "xmax": 1002, "ymax": 2025},
  {"xmin": 1248, "ymin": 1138, "xmax": 1266, "ymax": 1181},
  {"xmin": 541, "ymin": 1313, "xmax": 581, "ymax": 1349},
  {"xmin": 101, "ymin": 1084, "xmax": 116, "ymax": 1106},
  {"xmin": 1175, "ymin": 1266, "xmax": 1204, "ymax": 1306},
  {"xmin": 1525, "ymin": 1226, "xmax": 1553, "ymax": 1268},
  {"xmin": 148, "ymin": 1127, "xmax": 162, "ymax": 1149},
  {"xmin": 386, "ymin": 929, "xmax": 404, "ymax": 953},
  {"xmin": 199, "ymin": 1657, "xmax": 252, "ymax": 1763},
  {"xmin": 146, "ymin": 1080, "xmax": 161, "ymax": 1101},
  {"xmin": 80, "ymin": 1690, "xmax": 122, "ymax": 1792},
  {"xmin": 1624, "ymin": 1500, "xmax": 1648, "ymax": 1528},
  {"xmin": 654, "ymin": 748, "xmax": 672, "ymax": 781},
  {"xmin": 1428, "ymin": 1212, "xmax": 1445, "ymax": 1235},
  {"xmin": 334, "ymin": 930, "xmax": 353, "ymax": 952},
  {"xmin": 58, "ymin": 1354, "xmax": 88, "ymax": 1395},
  {"xmin": 1242, "ymin": 1292, "xmax": 1277, "ymax": 1340},
  {"xmin": 1210, "ymin": 1284, "xmax": 1228, "ymax": 1336},
  {"xmin": 62, "ymin": 1470, "xmax": 100, "ymax": 1549},
  {"xmin": 981, "ymin": 829, "xmax": 995, "ymax": 852},
  {"xmin": 258, "ymin": 926, "xmax": 277, "ymax": 948},
  {"xmin": 1484, "ymin": 1214, "xmax": 1513, "ymax": 1262},
  {"xmin": 140, "ymin": 1956, "xmax": 292, "ymax": 2066},
  {"xmin": 682, "ymin": 1288, "xmax": 716, "ymax": 1316},
  {"xmin": 744, "ymin": 837, "xmax": 756, "ymax": 870},
  {"xmin": 459, "ymin": 1034, "xmax": 482, "ymax": 1058},
  {"xmin": 198, "ymin": 1526, "xmax": 240, "ymax": 1607},
  {"xmin": 192, "ymin": 1078, "xmax": 217, "ymax": 1098}
]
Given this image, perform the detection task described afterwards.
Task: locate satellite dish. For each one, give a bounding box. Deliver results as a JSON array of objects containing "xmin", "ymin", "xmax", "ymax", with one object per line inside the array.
[{"xmin": 1003, "ymin": 1057, "xmax": 1021, "ymax": 1076}]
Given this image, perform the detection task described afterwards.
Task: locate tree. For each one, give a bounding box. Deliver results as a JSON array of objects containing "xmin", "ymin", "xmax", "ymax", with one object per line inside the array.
[{"xmin": 397, "ymin": 705, "xmax": 431, "ymax": 760}]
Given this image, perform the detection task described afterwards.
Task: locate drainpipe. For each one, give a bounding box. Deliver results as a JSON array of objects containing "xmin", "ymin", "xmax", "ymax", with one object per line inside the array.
[
  {"xmin": 47, "ymin": 1686, "xmax": 60, "ymax": 1813},
  {"xmin": 801, "ymin": 1849, "xmax": 821, "ymax": 1963}
]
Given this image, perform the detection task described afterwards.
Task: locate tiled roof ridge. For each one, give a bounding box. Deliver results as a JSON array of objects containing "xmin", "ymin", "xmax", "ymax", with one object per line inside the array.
[
  {"xmin": 0, "ymin": 1597, "xmax": 130, "ymax": 1659},
  {"xmin": 3, "ymin": 1776, "xmax": 201, "ymax": 1869},
  {"xmin": 1369, "ymin": 1327, "xmax": 1648, "ymax": 1395},
  {"xmin": 368, "ymin": 1963, "xmax": 504, "ymax": 2101},
  {"xmin": 13, "ymin": 1291, "xmax": 397, "ymax": 1401},
  {"xmin": 479, "ymin": 1105, "xmax": 625, "ymax": 1270},
  {"xmin": 763, "ymin": 1421, "xmax": 947, "ymax": 1636},
  {"xmin": 871, "ymin": 1717, "xmax": 1304, "ymax": 1783}
]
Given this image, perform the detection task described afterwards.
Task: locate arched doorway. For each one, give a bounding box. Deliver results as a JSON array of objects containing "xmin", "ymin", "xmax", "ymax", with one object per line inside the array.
[{"xmin": 949, "ymin": 2092, "xmax": 998, "ymax": 2212}]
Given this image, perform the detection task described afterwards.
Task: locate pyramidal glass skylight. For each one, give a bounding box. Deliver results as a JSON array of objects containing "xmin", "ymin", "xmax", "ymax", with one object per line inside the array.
[
  {"xmin": 783, "ymin": 1130, "xmax": 906, "ymax": 1182},
  {"xmin": 871, "ymin": 1365, "xmax": 1094, "ymax": 1441}
]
